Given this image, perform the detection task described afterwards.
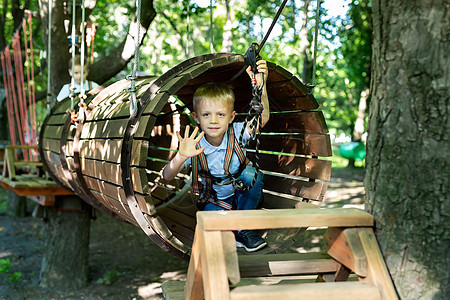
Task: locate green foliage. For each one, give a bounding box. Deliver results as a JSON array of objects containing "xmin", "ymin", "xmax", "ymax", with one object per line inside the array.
[
  {"xmin": 0, "ymin": 258, "xmax": 22, "ymax": 283},
  {"xmin": 96, "ymin": 269, "xmax": 120, "ymax": 285},
  {"xmin": 0, "ymin": 258, "xmax": 10, "ymax": 273},
  {"xmin": 1, "ymin": 0, "xmax": 373, "ymax": 140},
  {"xmin": 0, "ymin": 188, "xmax": 7, "ymax": 213}
]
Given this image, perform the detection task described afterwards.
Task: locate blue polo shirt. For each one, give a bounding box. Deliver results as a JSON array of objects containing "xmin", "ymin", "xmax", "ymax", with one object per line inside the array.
[{"xmin": 184, "ymin": 122, "xmax": 251, "ymax": 200}]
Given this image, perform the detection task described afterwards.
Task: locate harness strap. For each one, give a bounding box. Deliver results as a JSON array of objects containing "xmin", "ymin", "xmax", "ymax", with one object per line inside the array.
[
  {"xmin": 191, "ymin": 125, "xmax": 247, "ymax": 210},
  {"xmin": 224, "ymin": 125, "xmax": 246, "ymax": 175}
]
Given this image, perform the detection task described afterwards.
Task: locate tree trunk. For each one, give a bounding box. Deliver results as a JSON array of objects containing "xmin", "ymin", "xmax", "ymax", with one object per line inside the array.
[
  {"xmin": 300, "ymin": 0, "xmax": 311, "ymax": 84},
  {"xmin": 7, "ymin": 190, "xmax": 27, "ymax": 217},
  {"xmin": 40, "ymin": 196, "xmax": 91, "ymax": 289},
  {"xmin": 366, "ymin": 1, "xmax": 449, "ymax": 299},
  {"xmin": 221, "ymin": 0, "xmax": 233, "ymax": 53}
]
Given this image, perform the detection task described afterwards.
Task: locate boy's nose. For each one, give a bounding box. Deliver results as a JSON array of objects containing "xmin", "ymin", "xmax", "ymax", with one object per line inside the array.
[{"xmin": 210, "ymin": 115, "xmax": 218, "ymax": 123}]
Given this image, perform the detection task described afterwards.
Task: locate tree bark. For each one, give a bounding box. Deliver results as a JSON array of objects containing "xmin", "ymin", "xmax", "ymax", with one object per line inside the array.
[
  {"xmin": 40, "ymin": 196, "xmax": 91, "ymax": 289},
  {"xmin": 366, "ymin": 1, "xmax": 449, "ymax": 299}
]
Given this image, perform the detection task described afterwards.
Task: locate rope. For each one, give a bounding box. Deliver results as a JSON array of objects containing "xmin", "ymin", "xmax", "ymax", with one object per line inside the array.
[
  {"xmin": 0, "ymin": 53, "xmax": 17, "ymax": 148},
  {"xmin": 186, "ymin": 0, "xmax": 190, "ymax": 58},
  {"xmin": 69, "ymin": 0, "xmax": 77, "ymax": 112},
  {"xmin": 12, "ymin": 34, "xmax": 31, "ymax": 160},
  {"xmin": 22, "ymin": 18, "xmax": 37, "ymax": 145},
  {"xmin": 27, "ymin": 15, "xmax": 37, "ymax": 143},
  {"xmin": 256, "ymin": 0, "xmax": 289, "ymax": 56},
  {"xmin": 209, "ymin": 0, "xmax": 214, "ymax": 53},
  {"xmin": 5, "ymin": 47, "xmax": 26, "ymax": 158},
  {"xmin": 46, "ymin": 0, "xmax": 53, "ymax": 115},
  {"xmin": 310, "ymin": 0, "xmax": 321, "ymax": 94},
  {"xmin": 78, "ymin": 0, "xmax": 87, "ymax": 123},
  {"xmin": 127, "ymin": 0, "xmax": 141, "ymax": 118}
]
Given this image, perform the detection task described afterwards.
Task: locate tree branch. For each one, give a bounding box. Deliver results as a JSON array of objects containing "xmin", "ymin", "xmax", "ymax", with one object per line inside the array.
[{"xmin": 88, "ymin": 0, "xmax": 156, "ymax": 84}]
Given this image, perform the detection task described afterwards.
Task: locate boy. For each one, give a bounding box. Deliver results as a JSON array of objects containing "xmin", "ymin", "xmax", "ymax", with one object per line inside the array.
[
  {"xmin": 56, "ymin": 54, "xmax": 99, "ymax": 102},
  {"xmin": 162, "ymin": 60, "xmax": 270, "ymax": 252}
]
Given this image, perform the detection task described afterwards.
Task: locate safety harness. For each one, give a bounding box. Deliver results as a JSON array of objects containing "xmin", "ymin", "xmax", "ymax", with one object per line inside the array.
[{"xmin": 191, "ymin": 125, "xmax": 247, "ymax": 210}]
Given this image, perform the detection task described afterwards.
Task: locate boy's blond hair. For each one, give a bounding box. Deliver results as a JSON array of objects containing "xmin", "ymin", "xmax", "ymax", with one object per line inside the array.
[
  {"xmin": 68, "ymin": 54, "xmax": 90, "ymax": 70},
  {"xmin": 193, "ymin": 82, "xmax": 235, "ymax": 112}
]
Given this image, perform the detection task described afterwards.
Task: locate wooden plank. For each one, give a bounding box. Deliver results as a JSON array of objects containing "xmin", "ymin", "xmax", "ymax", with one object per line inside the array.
[
  {"xmin": 258, "ymin": 133, "xmax": 332, "ymax": 157},
  {"xmin": 222, "ymin": 231, "xmax": 240, "ymax": 285},
  {"xmin": 199, "ymin": 229, "xmax": 230, "ymax": 300},
  {"xmin": 43, "ymin": 124, "xmax": 64, "ymax": 139},
  {"xmin": 325, "ymin": 227, "xmax": 367, "ymax": 277},
  {"xmin": 41, "ymin": 138, "xmax": 61, "ymax": 153},
  {"xmin": 184, "ymin": 226, "xmax": 204, "ymax": 300},
  {"xmin": 79, "ymin": 139, "xmax": 122, "ymax": 162},
  {"xmin": 230, "ymin": 282, "xmax": 381, "ymax": 300},
  {"xmin": 134, "ymin": 115, "xmax": 157, "ymax": 138},
  {"xmin": 253, "ymin": 153, "xmax": 331, "ymax": 181},
  {"xmin": 162, "ymin": 281, "xmax": 185, "ymax": 300},
  {"xmin": 131, "ymin": 167, "xmax": 149, "ymax": 194},
  {"xmin": 81, "ymin": 118, "xmax": 129, "ymax": 139},
  {"xmin": 0, "ymin": 181, "xmax": 73, "ymax": 196},
  {"xmin": 27, "ymin": 195, "xmax": 56, "ymax": 206},
  {"xmin": 197, "ymin": 208, "xmax": 374, "ymax": 231},
  {"xmin": 262, "ymin": 174, "xmax": 328, "ymax": 201},
  {"xmin": 142, "ymin": 91, "xmax": 170, "ymax": 115},
  {"xmin": 46, "ymin": 113, "xmax": 68, "ymax": 125},
  {"xmin": 255, "ymin": 111, "xmax": 328, "ymax": 135},
  {"xmin": 358, "ymin": 228, "xmax": 399, "ymax": 300},
  {"xmin": 238, "ymin": 252, "xmax": 339, "ymax": 277}
]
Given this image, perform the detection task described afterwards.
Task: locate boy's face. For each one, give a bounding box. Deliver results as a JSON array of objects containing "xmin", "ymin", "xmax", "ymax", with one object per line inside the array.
[
  {"xmin": 193, "ymin": 99, "xmax": 236, "ymax": 146},
  {"xmin": 69, "ymin": 64, "xmax": 88, "ymax": 85}
]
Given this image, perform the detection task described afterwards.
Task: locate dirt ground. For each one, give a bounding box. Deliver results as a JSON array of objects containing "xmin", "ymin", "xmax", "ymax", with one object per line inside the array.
[{"xmin": 0, "ymin": 167, "xmax": 365, "ymax": 299}]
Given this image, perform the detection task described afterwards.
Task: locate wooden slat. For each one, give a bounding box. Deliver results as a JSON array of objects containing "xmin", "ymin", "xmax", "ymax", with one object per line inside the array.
[
  {"xmin": 257, "ymin": 111, "xmax": 329, "ymax": 135},
  {"xmin": 46, "ymin": 113, "xmax": 69, "ymax": 125},
  {"xmin": 258, "ymin": 133, "xmax": 332, "ymax": 157},
  {"xmin": 263, "ymin": 173, "xmax": 328, "ymax": 201},
  {"xmin": 42, "ymin": 124, "xmax": 64, "ymax": 139},
  {"xmin": 254, "ymin": 152, "xmax": 331, "ymax": 181},
  {"xmin": 230, "ymin": 282, "xmax": 381, "ymax": 300},
  {"xmin": 81, "ymin": 118, "xmax": 129, "ymax": 139},
  {"xmin": 41, "ymin": 138, "xmax": 61, "ymax": 153},
  {"xmin": 238, "ymin": 252, "xmax": 339, "ymax": 277},
  {"xmin": 79, "ymin": 139, "xmax": 123, "ymax": 162},
  {"xmin": 197, "ymin": 208, "xmax": 374, "ymax": 231}
]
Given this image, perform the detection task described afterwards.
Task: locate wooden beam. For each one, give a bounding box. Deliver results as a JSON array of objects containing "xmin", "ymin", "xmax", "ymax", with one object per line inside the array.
[
  {"xmin": 238, "ymin": 252, "xmax": 339, "ymax": 277},
  {"xmin": 197, "ymin": 208, "xmax": 373, "ymax": 231},
  {"xmin": 184, "ymin": 226, "xmax": 204, "ymax": 300},
  {"xmin": 358, "ymin": 228, "xmax": 399, "ymax": 300},
  {"xmin": 325, "ymin": 227, "xmax": 368, "ymax": 277},
  {"xmin": 230, "ymin": 281, "xmax": 381, "ymax": 300}
]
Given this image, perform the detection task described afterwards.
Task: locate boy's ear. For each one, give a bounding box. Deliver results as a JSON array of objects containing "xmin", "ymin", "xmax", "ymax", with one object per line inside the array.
[
  {"xmin": 230, "ymin": 111, "xmax": 236, "ymax": 123},
  {"xmin": 68, "ymin": 69, "xmax": 73, "ymax": 76},
  {"xmin": 192, "ymin": 111, "xmax": 199, "ymax": 123}
]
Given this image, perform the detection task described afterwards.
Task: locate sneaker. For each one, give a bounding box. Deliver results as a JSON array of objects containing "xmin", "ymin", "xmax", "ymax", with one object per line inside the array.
[{"xmin": 234, "ymin": 230, "xmax": 267, "ymax": 252}]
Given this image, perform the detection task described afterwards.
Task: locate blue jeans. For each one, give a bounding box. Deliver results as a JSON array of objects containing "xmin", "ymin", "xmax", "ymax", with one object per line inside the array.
[{"xmin": 203, "ymin": 166, "xmax": 264, "ymax": 211}]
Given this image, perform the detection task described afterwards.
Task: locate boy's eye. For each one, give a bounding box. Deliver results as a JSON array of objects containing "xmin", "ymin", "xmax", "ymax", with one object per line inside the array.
[
  {"xmin": 202, "ymin": 113, "xmax": 209, "ymax": 117},
  {"xmin": 218, "ymin": 113, "xmax": 225, "ymax": 117}
]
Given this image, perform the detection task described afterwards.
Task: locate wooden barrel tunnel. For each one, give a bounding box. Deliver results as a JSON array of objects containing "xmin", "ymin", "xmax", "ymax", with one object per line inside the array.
[{"xmin": 39, "ymin": 53, "xmax": 332, "ymax": 260}]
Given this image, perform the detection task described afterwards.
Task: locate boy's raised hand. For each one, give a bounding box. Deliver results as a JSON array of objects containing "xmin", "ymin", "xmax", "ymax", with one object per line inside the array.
[
  {"xmin": 176, "ymin": 125, "xmax": 205, "ymax": 159},
  {"xmin": 246, "ymin": 60, "xmax": 269, "ymax": 87}
]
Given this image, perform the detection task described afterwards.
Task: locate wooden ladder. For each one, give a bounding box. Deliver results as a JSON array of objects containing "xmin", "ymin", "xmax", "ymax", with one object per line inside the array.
[{"xmin": 163, "ymin": 208, "xmax": 398, "ymax": 300}]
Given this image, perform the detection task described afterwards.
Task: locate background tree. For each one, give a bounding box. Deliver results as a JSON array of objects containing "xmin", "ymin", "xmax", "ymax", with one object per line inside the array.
[{"xmin": 366, "ymin": 0, "xmax": 449, "ymax": 299}]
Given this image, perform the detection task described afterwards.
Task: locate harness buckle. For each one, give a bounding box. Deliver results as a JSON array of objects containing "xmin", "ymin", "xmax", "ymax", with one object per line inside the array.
[{"xmin": 232, "ymin": 179, "xmax": 247, "ymax": 191}]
